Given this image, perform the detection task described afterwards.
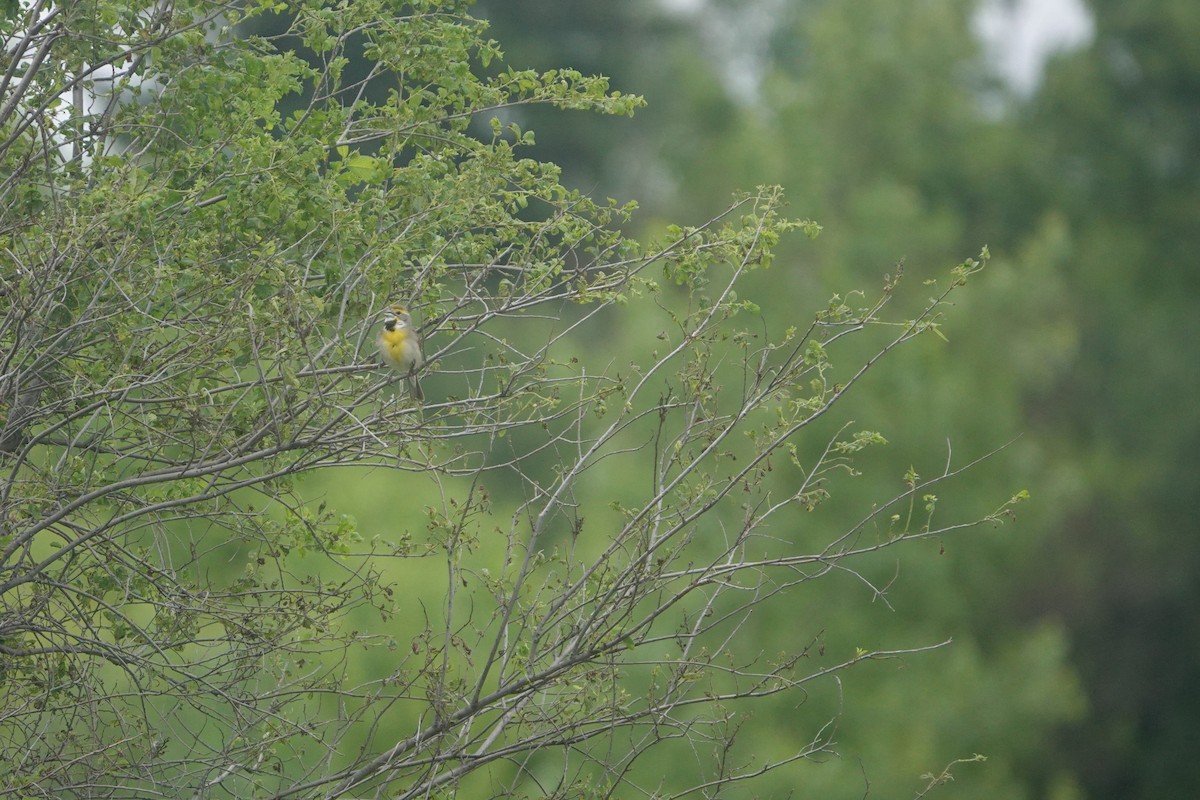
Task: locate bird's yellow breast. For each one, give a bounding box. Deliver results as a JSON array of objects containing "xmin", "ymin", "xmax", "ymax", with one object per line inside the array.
[
  {"xmin": 378, "ymin": 325, "xmax": 420, "ymax": 370},
  {"xmin": 380, "ymin": 326, "xmax": 410, "ymax": 350}
]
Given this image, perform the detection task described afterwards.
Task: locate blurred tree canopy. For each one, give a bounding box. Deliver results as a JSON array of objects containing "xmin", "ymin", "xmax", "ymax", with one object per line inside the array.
[
  {"xmin": 487, "ymin": 0, "xmax": 1200, "ymax": 797},
  {"xmin": 1023, "ymin": 1, "xmax": 1200, "ymax": 795}
]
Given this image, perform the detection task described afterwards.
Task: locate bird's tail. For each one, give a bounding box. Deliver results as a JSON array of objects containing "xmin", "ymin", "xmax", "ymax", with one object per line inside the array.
[{"xmin": 407, "ymin": 374, "xmax": 424, "ymax": 403}]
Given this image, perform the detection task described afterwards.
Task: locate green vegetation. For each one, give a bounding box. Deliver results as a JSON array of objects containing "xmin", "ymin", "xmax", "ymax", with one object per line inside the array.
[
  {"xmin": 489, "ymin": 0, "xmax": 1200, "ymax": 797},
  {"xmin": 3, "ymin": 0, "xmax": 1191, "ymax": 797}
]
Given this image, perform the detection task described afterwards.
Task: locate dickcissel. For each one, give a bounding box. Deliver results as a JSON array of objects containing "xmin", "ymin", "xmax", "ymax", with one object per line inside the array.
[{"xmin": 376, "ymin": 305, "xmax": 424, "ymax": 402}]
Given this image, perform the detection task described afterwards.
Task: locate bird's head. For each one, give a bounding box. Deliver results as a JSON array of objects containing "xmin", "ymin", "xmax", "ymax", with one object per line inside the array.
[{"xmin": 383, "ymin": 306, "xmax": 411, "ymax": 332}]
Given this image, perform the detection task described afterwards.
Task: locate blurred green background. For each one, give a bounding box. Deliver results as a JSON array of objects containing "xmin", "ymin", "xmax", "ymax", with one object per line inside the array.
[{"xmin": 315, "ymin": 0, "xmax": 1199, "ymax": 796}]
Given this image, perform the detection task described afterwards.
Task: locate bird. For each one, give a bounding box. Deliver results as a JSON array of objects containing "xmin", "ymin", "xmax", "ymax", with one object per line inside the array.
[{"xmin": 376, "ymin": 305, "xmax": 424, "ymax": 402}]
